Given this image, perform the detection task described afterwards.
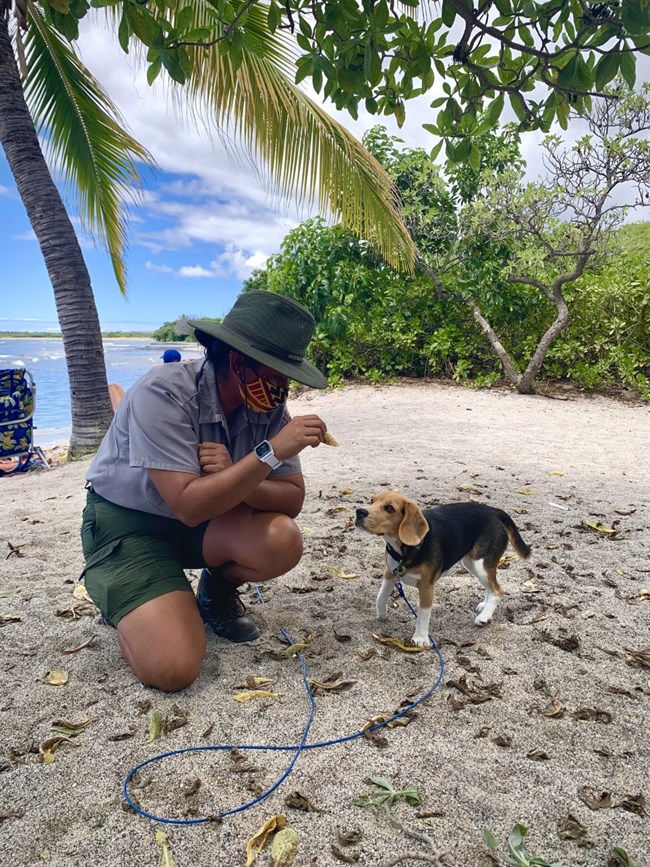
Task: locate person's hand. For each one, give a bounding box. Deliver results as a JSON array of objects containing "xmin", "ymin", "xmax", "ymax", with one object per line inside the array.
[
  {"xmin": 270, "ymin": 414, "xmax": 327, "ymax": 460},
  {"xmin": 199, "ymin": 442, "xmax": 233, "ymax": 475}
]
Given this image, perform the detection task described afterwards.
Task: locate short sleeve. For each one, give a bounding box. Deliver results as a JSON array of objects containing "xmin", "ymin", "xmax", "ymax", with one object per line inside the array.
[{"xmin": 127, "ymin": 375, "xmax": 202, "ymax": 474}]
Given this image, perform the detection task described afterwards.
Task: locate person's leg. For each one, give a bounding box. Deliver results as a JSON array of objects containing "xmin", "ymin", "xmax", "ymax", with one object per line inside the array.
[
  {"xmin": 117, "ymin": 590, "xmax": 206, "ymax": 692},
  {"xmin": 82, "ymin": 494, "xmax": 208, "ymax": 691},
  {"xmin": 196, "ymin": 504, "xmax": 303, "ymax": 641},
  {"xmin": 202, "ymin": 503, "xmax": 303, "ymax": 582}
]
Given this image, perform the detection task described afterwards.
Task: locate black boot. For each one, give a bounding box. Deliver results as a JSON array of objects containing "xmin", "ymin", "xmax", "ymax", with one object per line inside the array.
[{"xmin": 196, "ymin": 568, "xmax": 261, "ymax": 642}]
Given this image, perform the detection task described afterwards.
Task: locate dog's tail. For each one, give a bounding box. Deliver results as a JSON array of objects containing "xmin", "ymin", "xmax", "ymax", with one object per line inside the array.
[{"xmin": 499, "ymin": 511, "xmax": 532, "ymax": 560}]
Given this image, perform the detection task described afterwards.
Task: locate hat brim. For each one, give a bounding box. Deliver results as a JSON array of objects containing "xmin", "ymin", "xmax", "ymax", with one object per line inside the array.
[{"xmin": 189, "ymin": 320, "xmax": 327, "ymax": 389}]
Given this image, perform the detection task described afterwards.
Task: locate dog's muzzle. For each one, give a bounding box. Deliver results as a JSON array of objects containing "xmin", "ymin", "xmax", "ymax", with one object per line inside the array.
[{"xmin": 355, "ymin": 507, "xmax": 368, "ymax": 529}]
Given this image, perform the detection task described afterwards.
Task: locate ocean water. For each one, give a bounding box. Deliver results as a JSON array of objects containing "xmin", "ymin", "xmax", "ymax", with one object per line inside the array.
[{"xmin": 0, "ymin": 338, "xmax": 204, "ymax": 446}]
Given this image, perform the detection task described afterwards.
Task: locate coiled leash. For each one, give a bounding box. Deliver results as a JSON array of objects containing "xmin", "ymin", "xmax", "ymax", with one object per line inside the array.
[{"xmin": 122, "ymin": 582, "xmax": 445, "ymax": 824}]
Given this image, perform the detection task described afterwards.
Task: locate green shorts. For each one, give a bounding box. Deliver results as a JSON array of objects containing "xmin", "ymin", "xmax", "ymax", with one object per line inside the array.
[{"xmin": 80, "ymin": 489, "xmax": 209, "ymax": 626}]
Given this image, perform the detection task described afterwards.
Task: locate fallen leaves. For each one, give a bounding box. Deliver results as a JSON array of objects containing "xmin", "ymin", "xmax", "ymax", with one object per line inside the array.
[
  {"xmin": 309, "ymin": 671, "xmax": 357, "ymax": 695},
  {"xmin": 59, "ymin": 635, "xmax": 96, "ymax": 655},
  {"xmin": 155, "ymin": 830, "xmax": 177, "ymax": 867},
  {"xmin": 233, "ymin": 689, "xmax": 279, "ymax": 703},
  {"xmin": 583, "ymin": 518, "xmax": 626, "ymax": 539},
  {"xmin": 625, "ymin": 647, "xmax": 650, "ymax": 669},
  {"xmin": 270, "ymin": 827, "xmax": 299, "ymax": 867},
  {"xmin": 147, "ymin": 709, "xmax": 164, "ymax": 742},
  {"xmin": 446, "ymin": 675, "xmax": 502, "ymax": 709},
  {"xmin": 372, "ymin": 635, "xmax": 424, "ymax": 653},
  {"xmin": 45, "ymin": 670, "xmax": 68, "ymax": 686},
  {"xmin": 38, "ymin": 735, "xmax": 78, "ymax": 764},
  {"xmin": 246, "ymin": 814, "xmax": 286, "ymax": 867},
  {"xmin": 328, "ymin": 567, "xmax": 360, "ymax": 580}
]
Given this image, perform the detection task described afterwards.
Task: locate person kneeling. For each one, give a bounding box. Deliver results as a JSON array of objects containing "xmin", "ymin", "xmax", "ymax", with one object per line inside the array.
[{"xmin": 80, "ymin": 292, "xmax": 329, "ymax": 692}]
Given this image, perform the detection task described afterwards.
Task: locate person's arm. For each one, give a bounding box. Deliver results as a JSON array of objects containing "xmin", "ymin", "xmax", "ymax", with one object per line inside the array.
[
  {"xmin": 242, "ymin": 473, "xmax": 305, "ymax": 517},
  {"xmin": 198, "ymin": 441, "xmax": 305, "ymax": 517},
  {"xmin": 148, "ymin": 414, "xmax": 325, "ymax": 526}
]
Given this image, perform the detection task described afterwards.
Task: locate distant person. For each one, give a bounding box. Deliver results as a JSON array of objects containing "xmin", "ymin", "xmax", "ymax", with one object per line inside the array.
[
  {"xmin": 161, "ymin": 348, "xmax": 182, "ymax": 363},
  {"xmin": 81, "ymin": 291, "xmax": 330, "ymax": 692}
]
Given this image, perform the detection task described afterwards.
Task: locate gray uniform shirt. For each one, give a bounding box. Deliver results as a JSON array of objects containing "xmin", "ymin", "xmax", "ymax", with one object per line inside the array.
[{"xmin": 86, "ymin": 358, "xmax": 301, "ymax": 518}]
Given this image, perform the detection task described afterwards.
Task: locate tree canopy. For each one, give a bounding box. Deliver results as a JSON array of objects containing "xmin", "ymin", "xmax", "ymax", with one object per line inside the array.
[{"xmin": 38, "ymin": 0, "xmax": 650, "ymax": 166}]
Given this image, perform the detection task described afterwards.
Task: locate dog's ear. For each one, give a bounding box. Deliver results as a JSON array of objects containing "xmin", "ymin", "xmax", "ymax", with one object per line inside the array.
[{"xmin": 398, "ymin": 500, "xmax": 428, "ymax": 546}]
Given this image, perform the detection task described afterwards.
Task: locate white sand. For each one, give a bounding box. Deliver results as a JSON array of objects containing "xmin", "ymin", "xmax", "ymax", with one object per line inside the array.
[{"xmin": 0, "ymin": 381, "xmax": 648, "ymax": 867}]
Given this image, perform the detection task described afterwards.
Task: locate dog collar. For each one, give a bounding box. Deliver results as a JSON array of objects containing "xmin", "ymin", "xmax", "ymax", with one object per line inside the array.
[
  {"xmin": 386, "ymin": 541, "xmax": 421, "ymax": 576},
  {"xmin": 385, "ymin": 542, "xmax": 404, "ymax": 576}
]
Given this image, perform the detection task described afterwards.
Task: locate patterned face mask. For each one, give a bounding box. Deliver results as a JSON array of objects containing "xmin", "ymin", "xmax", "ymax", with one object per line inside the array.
[{"xmin": 238, "ymin": 376, "xmax": 288, "ymax": 413}]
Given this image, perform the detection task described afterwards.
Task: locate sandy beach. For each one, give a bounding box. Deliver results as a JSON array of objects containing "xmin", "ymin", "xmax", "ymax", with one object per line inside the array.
[{"xmin": 1, "ymin": 381, "xmax": 648, "ymax": 867}]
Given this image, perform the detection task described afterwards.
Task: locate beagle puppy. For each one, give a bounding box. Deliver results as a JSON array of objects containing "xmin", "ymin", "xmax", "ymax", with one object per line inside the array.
[{"xmin": 355, "ymin": 492, "xmax": 531, "ymax": 646}]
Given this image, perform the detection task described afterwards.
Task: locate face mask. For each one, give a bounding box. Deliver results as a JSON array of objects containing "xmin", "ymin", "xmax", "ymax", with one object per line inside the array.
[{"xmin": 238, "ymin": 376, "xmax": 288, "ymax": 413}]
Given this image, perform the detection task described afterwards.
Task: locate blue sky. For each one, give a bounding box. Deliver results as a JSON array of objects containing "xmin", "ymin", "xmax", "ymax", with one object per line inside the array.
[{"xmin": 2, "ymin": 13, "xmax": 648, "ymax": 334}]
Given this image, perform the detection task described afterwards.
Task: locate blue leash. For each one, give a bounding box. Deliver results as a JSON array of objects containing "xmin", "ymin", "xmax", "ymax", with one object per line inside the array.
[{"xmin": 122, "ymin": 582, "xmax": 445, "ymax": 824}]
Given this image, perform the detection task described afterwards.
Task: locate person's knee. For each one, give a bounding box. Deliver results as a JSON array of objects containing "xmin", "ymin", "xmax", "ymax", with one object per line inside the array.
[
  {"xmin": 145, "ymin": 656, "xmax": 203, "ymax": 692},
  {"xmin": 268, "ymin": 515, "xmax": 303, "ymax": 571}
]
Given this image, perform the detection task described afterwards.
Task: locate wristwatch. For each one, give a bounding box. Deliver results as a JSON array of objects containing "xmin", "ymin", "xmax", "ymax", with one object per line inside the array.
[{"xmin": 254, "ymin": 440, "xmax": 283, "ymax": 470}]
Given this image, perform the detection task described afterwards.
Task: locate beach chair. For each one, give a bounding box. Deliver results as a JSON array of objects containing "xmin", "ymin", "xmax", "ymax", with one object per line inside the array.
[{"xmin": 0, "ymin": 368, "xmax": 50, "ymax": 475}]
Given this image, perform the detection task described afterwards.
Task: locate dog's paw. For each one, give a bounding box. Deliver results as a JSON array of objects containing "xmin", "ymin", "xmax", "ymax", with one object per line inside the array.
[
  {"xmin": 412, "ymin": 633, "xmax": 432, "ymax": 647},
  {"xmin": 474, "ymin": 612, "xmax": 492, "ymax": 627},
  {"xmin": 376, "ymin": 608, "xmax": 389, "ymax": 622},
  {"xmin": 476, "ymin": 600, "xmax": 487, "ymax": 614}
]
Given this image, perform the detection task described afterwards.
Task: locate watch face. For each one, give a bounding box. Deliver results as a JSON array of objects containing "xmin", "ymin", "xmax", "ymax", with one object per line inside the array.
[{"xmin": 256, "ymin": 441, "xmax": 271, "ymax": 458}]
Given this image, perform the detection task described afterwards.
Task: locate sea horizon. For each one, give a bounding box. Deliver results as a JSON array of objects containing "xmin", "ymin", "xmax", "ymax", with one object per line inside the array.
[{"xmin": 1, "ymin": 336, "xmax": 203, "ymax": 448}]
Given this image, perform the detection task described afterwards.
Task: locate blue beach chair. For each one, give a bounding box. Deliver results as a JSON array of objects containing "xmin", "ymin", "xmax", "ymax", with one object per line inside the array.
[{"xmin": 0, "ymin": 368, "xmax": 49, "ymax": 475}]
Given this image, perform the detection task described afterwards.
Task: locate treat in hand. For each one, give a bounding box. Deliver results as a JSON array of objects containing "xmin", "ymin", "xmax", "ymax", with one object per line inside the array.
[{"xmin": 323, "ymin": 432, "xmax": 339, "ymax": 447}]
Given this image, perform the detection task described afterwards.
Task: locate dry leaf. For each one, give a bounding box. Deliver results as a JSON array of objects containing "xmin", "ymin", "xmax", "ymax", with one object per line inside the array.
[
  {"xmin": 51, "ymin": 717, "xmax": 97, "ymax": 736},
  {"xmin": 38, "ymin": 735, "xmax": 78, "ymax": 764},
  {"xmin": 72, "ymin": 584, "xmax": 93, "ymax": 603},
  {"xmin": 233, "ymin": 690, "xmax": 279, "ymax": 703},
  {"xmin": 339, "ymin": 487, "xmax": 353, "ymax": 495},
  {"xmin": 549, "ymin": 470, "xmax": 565, "ymax": 476},
  {"xmin": 59, "ymin": 635, "xmax": 96, "ymax": 654},
  {"xmin": 309, "ymin": 677, "xmax": 357, "ymax": 694},
  {"xmin": 328, "ymin": 567, "xmax": 360, "ymax": 579},
  {"xmin": 542, "ymin": 698, "xmax": 566, "ymax": 718},
  {"xmin": 241, "ymin": 676, "xmax": 274, "ymax": 689},
  {"xmin": 155, "ymin": 830, "xmax": 177, "ymax": 867},
  {"xmin": 147, "ymin": 709, "xmax": 164, "ymax": 742},
  {"xmin": 0, "ymin": 615, "xmax": 21, "ymax": 626},
  {"xmin": 45, "ymin": 670, "xmax": 69, "ymax": 686},
  {"xmin": 246, "ymin": 814, "xmax": 286, "ymax": 867},
  {"xmin": 372, "ymin": 634, "xmax": 424, "ymax": 653},
  {"xmin": 578, "ymin": 786, "xmax": 612, "ymax": 810},
  {"xmin": 625, "ymin": 647, "xmax": 650, "ymax": 669},
  {"xmin": 281, "ymin": 633, "xmax": 315, "ymax": 657},
  {"xmin": 584, "ymin": 519, "xmax": 617, "ymax": 535},
  {"xmin": 271, "ymin": 827, "xmax": 299, "ymax": 867},
  {"xmin": 323, "ymin": 433, "xmax": 339, "ymax": 447},
  {"xmin": 0, "ymin": 587, "xmax": 21, "ymax": 598},
  {"xmin": 516, "ymin": 487, "xmax": 540, "ymax": 496}
]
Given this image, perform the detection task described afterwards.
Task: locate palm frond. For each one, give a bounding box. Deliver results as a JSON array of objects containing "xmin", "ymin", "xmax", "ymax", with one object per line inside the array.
[
  {"xmin": 21, "ymin": 6, "xmax": 154, "ymax": 294},
  {"xmin": 181, "ymin": 3, "xmax": 414, "ymax": 271},
  {"xmin": 115, "ymin": 0, "xmax": 415, "ymax": 271}
]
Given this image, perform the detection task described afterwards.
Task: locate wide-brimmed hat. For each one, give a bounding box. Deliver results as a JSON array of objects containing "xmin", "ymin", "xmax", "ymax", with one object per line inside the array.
[{"xmin": 189, "ymin": 291, "xmax": 327, "ymax": 389}]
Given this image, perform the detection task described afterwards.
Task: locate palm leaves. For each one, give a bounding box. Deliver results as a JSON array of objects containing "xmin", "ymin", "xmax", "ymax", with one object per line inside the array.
[
  {"xmin": 21, "ymin": 4, "xmax": 153, "ymax": 294},
  {"xmin": 177, "ymin": 0, "xmax": 415, "ymax": 270},
  {"xmin": 18, "ymin": 0, "xmax": 414, "ymax": 285}
]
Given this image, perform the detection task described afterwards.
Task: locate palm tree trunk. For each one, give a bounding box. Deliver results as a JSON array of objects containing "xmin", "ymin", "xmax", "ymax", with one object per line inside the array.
[{"xmin": 0, "ymin": 11, "xmax": 113, "ymax": 456}]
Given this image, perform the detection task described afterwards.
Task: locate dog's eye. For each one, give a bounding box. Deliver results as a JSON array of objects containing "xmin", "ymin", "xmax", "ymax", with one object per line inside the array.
[{"xmin": 384, "ymin": 504, "xmax": 395, "ymax": 514}]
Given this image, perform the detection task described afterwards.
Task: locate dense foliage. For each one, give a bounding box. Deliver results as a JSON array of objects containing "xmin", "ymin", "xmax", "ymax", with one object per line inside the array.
[
  {"xmin": 38, "ymin": 0, "xmax": 650, "ymax": 150},
  {"xmin": 243, "ymin": 216, "xmax": 650, "ymax": 398}
]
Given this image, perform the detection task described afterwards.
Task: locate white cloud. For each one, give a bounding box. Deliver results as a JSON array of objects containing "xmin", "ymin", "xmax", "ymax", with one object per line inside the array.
[
  {"xmin": 178, "ymin": 265, "xmax": 214, "ymax": 278},
  {"xmin": 145, "ymin": 261, "xmax": 174, "ymax": 274},
  {"xmin": 12, "ymin": 229, "xmax": 37, "ymax": 241}
]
